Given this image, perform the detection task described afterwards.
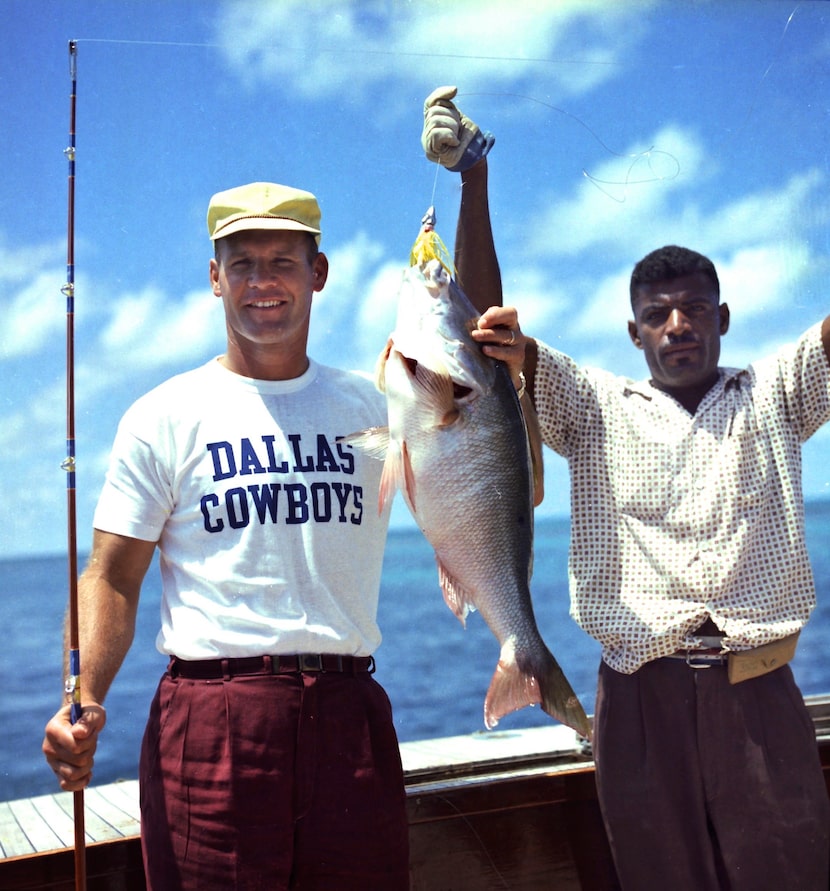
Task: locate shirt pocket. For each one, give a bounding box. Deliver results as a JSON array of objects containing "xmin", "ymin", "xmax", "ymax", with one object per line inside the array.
[
  {"xmin": 608, "ymin": 439, "xmax": 676, "ymax": 521},
  {"xmin": 725, "ymin": 429, "xmax": 770, "ymax": 509},
  {"xmin": 722, "ymin": 398, "xmax": 770, "ymax": 509}
]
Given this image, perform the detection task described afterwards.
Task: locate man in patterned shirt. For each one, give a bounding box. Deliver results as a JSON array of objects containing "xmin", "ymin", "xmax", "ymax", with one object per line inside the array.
[{"xmin": 423, "ymin": 87, "xmax": 830, "ymax": 890}]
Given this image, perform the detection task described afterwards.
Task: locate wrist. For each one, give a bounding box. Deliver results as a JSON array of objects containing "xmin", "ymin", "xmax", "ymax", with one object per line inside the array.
[{"xmin": 449, "ymin": 129, "xmax": 495, "ymax": 173}]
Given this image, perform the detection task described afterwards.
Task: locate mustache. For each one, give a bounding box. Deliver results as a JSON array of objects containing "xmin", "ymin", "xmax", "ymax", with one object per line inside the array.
[{"xmin": 665, "ymin": 333, "xmax": 698, "ymax": 346}]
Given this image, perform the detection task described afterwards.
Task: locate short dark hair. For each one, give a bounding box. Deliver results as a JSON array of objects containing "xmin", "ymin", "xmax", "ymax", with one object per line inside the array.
[{"xmin": 630, "ymin": 245, "xmax": 719, "ymax": 304}]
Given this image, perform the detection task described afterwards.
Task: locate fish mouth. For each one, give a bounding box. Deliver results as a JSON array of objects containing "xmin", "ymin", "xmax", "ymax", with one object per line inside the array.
[{"xmin": 402, "ymin": 356, "xmax": 472, "ymax": 400}]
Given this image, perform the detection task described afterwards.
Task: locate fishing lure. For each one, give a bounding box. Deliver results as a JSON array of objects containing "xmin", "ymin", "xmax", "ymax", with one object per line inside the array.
[{"xmin": 409, "ymin": 205, "xmax": 454, "ymax": 275}]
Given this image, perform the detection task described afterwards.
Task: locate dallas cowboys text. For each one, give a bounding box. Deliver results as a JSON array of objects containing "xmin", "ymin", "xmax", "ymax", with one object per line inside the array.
[{"xmin": 200, "ymin": 434, "xmax": 364, "ymax": 531}]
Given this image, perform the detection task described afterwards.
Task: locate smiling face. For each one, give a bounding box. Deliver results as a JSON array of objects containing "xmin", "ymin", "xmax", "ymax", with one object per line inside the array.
[
  {"xmin": 628, "ymin": 272, "xmax": 730, "ymax": 412},
  {"xmin": 209, "ymin": 229, "xmax": 328, "ymax": 380}
]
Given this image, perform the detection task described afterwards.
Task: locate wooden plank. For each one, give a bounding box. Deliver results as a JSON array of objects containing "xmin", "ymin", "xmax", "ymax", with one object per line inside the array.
[
  {"xmin": 0, "ymin": 801, "xmax": 35, "ymax": 859},
  {"xmin": 24, "ymin": 795, "xmax": 83, "ymax": 850},
  {"xmin": 94, "ymin": 778, "xmax": 140, "ymax": 810},
  {"xmin": 400, "ymin": 724, "xmax": 584, "ymax": 781},
  {"xmin": 4, "ymin": 799, "xmax": 65, "ymax": 858},
  {"xmin": 51, "ymin": 790, "xmax": 125, "ymax": 846},
  {"xmin": 84, "ymin": 783, "xmax": 141, "ymax": 838}
]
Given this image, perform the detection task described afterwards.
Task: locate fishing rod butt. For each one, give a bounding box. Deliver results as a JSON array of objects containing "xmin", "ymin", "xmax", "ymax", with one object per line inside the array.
[{"xmin": 73, "ymin": 788, "xmax": 87, "ymax": 890}]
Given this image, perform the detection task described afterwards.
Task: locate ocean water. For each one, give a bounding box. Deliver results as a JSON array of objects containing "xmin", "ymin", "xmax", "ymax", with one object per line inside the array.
[{"xmin": 4, "ymin": 503, "xmax": 830, "ymax": 802}]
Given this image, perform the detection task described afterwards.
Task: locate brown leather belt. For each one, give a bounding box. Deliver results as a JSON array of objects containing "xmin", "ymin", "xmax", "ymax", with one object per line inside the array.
[{"xmin": 169, "ymin": 654, "xmax": 375, "ymax": 679}]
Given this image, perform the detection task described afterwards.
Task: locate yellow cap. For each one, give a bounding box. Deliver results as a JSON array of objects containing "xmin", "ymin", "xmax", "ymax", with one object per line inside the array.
[{"xmin": 207, "ymin": 182, "xmax": 322, "ymax": 244}]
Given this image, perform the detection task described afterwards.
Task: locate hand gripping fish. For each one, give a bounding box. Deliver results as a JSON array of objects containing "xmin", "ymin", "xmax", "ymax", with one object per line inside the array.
[{"xmin": 346, "ymin": 259, "xmax": 590, "ymax": 738}]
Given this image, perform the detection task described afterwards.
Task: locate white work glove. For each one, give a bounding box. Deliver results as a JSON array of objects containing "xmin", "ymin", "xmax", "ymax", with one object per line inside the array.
[{"xmin": 421, "ymin": 85, "xmax": 494, "ymax": 173}]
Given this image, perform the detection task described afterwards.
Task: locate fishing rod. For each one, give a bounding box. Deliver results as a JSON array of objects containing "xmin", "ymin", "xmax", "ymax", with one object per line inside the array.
[{"xmin": 61, "ymin": 38, "xmax": 87, "ymax": 891}]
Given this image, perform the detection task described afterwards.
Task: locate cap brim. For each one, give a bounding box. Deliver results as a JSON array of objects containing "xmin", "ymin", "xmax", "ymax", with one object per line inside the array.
[{"xmin": 211, "ymin": 216, "xmax": 321, "ymax": 242}]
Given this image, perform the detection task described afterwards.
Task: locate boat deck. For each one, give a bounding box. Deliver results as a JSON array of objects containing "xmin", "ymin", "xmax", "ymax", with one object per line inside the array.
[
  {"xmin": 3, "ymin": 699, "xmax": 829, "ymax": 890},
  {"xmin": 0, "ymin": 779, "xmax": 141, "ymax": 861},
  {"xmin": 0, "ymin": 725, "xmax": 583, "ymax": 860}
]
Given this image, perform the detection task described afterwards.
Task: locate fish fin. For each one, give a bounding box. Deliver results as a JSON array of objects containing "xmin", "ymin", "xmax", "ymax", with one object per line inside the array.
[
  {"xmin": 376, "ymin": 437, "xmax": 416, "ymax": 513},
  {"xmin": 379, "ymin": 439, "xmax": 417, "ymax": 513},
  {"xmin": 436, "ymin": 559, "xmax": 477, "ymax": 628},
  {"xmin": 483, "ymin": 640, "xmax": 592, "ymax": 740},
  {"xmin": 412, "ymin": 362, "xmax": 457, "ymax": 424},
  {"xmin": 374, "ymin": 338, "xmax": 394, "ymax": 393},
  {"xmin": 338, "ymin": 426, "xmax": 390, "ymax": 461},
  {"xmin": 338, "ymin": 427, "xmax": 396, "ymax": 515},
  {"xmin": 401, "ymin": 441, "xmax": 417, "ymax": 509},
  {"xmin": 378, "ymin": 450, "xmax": 398, "ymax": 514}
]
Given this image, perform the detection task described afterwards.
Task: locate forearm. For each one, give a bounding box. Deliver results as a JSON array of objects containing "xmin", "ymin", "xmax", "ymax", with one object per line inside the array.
[
  {"xmin": 62, "ymin": 531, "xmax": 153, "ymax": 706},
  {"xmin": 64, "ymin": 571, "xmax": 138, "ymax": 706},
  {"xmin": 455, "ymin": 158, "xmax": 502, "ymax": 312}
]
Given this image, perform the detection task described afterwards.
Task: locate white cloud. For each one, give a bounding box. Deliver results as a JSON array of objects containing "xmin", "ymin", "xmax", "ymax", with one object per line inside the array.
[
  {"xmin": 0, "ymin": 236, "xmax": 79, "ymax": 360},
  {"xmin": 0, "ymin": 237, "xmax": 65, "ymax": 286},
  {"xmin": 97, "ymin": 285, "xmax": 225, "ymax": 372},
  {"xmin": 142, "ymin": 289, "xmax": 226, "ymax": 368},
  {"xmin": 567, "ymin": 266, "xmax": 633, "ymax": 340},
  {"xmin": 717, "ymin": 242, "xmax": 813, "ymax": 320},
  {"xmin": 213, "ymin": 0, "xmax": 655, "ymax": 100},
  {"xmin": 308, "ymin": 232, "xmax": 406, "ymax": 373},
  {"xmin": 694, "ymin": 168, "xmax": 826, "ymax": 251},
  {"xmin": 529, "ymin": 127, "xmax": 830, "ymax": 272},
  {"xmin": 0, "ymin": 269, "xmax": 67, "ymax": 359},
  {"xmin": 502, "ymin": 263, "xmax": 571, "ymax": 335}
]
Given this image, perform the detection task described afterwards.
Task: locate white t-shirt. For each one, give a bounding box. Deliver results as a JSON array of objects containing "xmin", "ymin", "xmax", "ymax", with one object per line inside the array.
[{"xmin": 94, "ymin": 358, "xmax": 390, "ymax": 659}]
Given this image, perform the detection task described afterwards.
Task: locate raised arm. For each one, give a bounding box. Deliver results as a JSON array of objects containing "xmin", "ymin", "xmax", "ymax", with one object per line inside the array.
[
  {"xmin": 455, "ymin": 158, "xmax": 503, "ymax": 313},
  {"xmin": 43, "ymin": 529, "xmax": 156, "ymax": 791},
  {"xmin": 421, "ymin": 86, "xmax": 544, "ymax": 504},
  {"xmin": 420, "ymin": 85, "xmax": 501, "ymax": 313}
]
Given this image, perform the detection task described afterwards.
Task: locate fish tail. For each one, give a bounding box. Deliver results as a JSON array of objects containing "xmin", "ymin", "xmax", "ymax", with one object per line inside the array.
[{"xmin": 484, "ymin": 643, "xmax": 592, "ymax": 740}]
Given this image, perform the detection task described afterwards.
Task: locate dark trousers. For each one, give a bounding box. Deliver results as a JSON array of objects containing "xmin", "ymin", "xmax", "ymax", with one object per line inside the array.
[
  {"xmin": 139, "ymin": 668, "xmax": 409, "ymax": 890},
  {"xmin": 594, "ymin": 659, "xmax": 830, "ymax": 890}
]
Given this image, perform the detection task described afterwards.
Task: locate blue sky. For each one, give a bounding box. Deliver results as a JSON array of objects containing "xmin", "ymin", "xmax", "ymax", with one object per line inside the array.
[{"xmin": 3, "ymin": 0, "xmax": 830, "ymax": 558}]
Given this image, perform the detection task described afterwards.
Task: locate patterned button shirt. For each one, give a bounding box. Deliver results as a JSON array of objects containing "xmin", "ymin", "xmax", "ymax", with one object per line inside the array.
[{"xmin": 534, "ymin": 322, "xmax": 830, "ymax": 674}]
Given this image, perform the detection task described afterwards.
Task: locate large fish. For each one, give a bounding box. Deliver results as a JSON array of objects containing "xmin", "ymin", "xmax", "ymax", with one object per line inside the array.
[{"xmin": 347, "ymin": 259, "xmax": 590, "ymax": 737}]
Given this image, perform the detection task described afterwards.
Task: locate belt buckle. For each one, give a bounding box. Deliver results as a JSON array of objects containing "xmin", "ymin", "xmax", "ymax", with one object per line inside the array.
[
  {"xmin": 686, "ymin": 651, "xmax": 714, "ymax": 669},
  {"xmin": 298, "ymin": 654, "xmax": 324, "ymax": 672}
]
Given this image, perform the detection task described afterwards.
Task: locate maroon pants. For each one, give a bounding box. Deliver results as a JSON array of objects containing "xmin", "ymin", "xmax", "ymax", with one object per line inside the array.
[
  {"xmin": 139, "ymin": 668, "xmax": 409, "ymax": 890},
  {"xmin": 594, "ymin": 659, "xmax": 830, "ymax": 890}
]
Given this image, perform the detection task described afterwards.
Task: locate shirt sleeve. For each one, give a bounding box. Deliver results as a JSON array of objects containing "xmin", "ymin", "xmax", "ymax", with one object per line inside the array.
[
  {"xmin": 533, "ymin": 340, "xmax": 604, "ymax": 459},
  {"xmin": 93, "ymin": 407, "xmax": 173, "ymax": 542},
  {"xmin": 755, "ymin": 321, "xmax": 830, "ymax": 443}
]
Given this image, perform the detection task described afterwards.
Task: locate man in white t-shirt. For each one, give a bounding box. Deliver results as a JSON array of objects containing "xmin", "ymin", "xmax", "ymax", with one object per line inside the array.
[{"xmin": 42, "ymin": 178, "xmax": 526, "ymax": 890}]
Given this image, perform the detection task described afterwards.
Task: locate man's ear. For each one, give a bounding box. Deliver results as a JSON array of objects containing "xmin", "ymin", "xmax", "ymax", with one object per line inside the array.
[
  {"xmin": 312, "ymin": 252, "xmax": 329, "ymax": 292},
  {"xmin": 719, "ymin": 302, "xmax": 730, "ymax": 335},
  {"xmin": 628, "ymin": 320, "xmax": 643, "ymax": 349},
  {"xmin": 209, "ymin": 258, "xmax": 221, "ymax": 297}
]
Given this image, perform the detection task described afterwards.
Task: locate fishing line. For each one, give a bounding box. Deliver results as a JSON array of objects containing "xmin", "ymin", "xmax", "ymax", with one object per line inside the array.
[
  {"xmin": 67, "ymin": 35, "xmax": 629, "ymax": 67},
  {"xmin": 459, "ymin": 90, "xmax": 681, "ymax": 204},
  {"xmin": 73, "ymin": 6, "xmax": 803, "ymax": 208},
  {"xmin": 429, "ymin": 158, "xmax": 441, "ymax": 212},
  {"xmin": 722, "ymin": 3, "xmax": 802, "ymax": 145}
]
